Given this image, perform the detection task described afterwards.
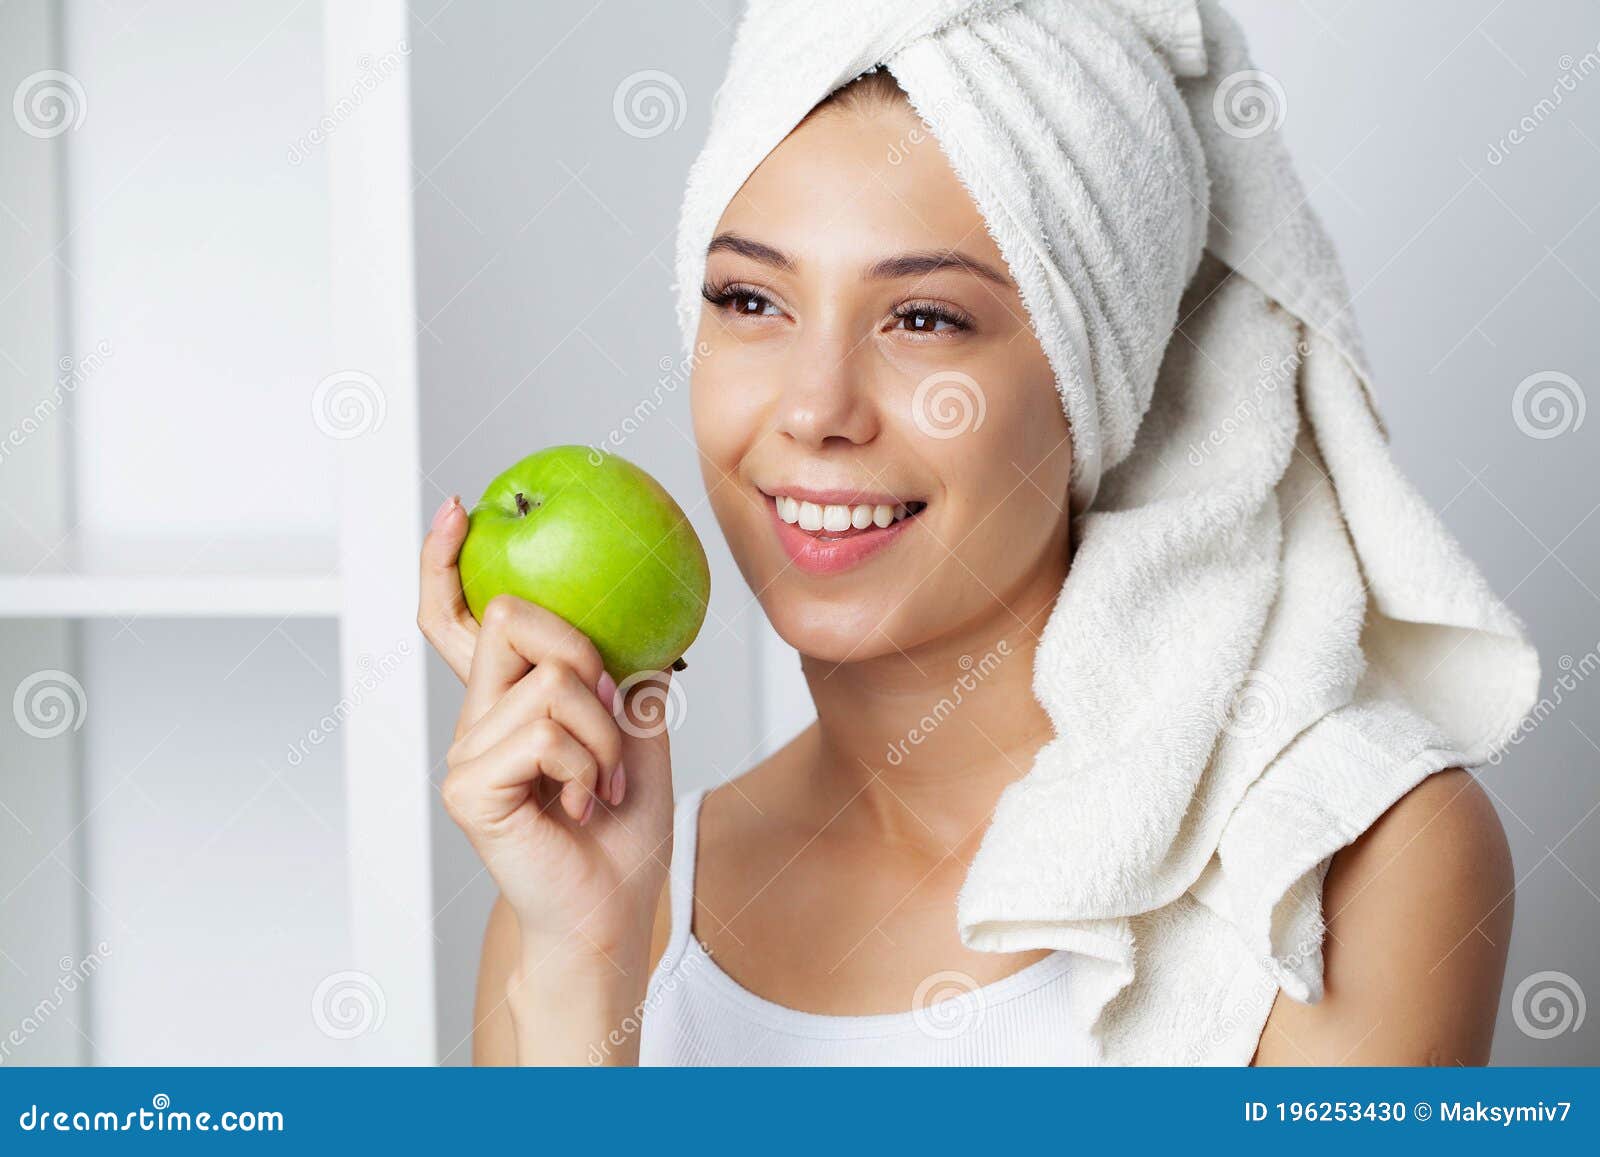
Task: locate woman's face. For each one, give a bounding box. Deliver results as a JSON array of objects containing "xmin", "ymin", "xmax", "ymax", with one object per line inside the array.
[{"xmin": 691, "ymin": 92, "xmax": 1072, "ymax": 664}]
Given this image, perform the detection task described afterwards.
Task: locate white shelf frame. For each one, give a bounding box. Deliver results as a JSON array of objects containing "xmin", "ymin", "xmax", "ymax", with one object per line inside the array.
[
  {"xmin": 0, "ymin": 0, "xmax": 440, "ymax": 1065},
  {"xmin": 0, "ymin": 575, "xmax": 340, "ymax": 618},
  {"xmin": 324, "ymin": 0, "xmax": 437, "ymax": 1064}
]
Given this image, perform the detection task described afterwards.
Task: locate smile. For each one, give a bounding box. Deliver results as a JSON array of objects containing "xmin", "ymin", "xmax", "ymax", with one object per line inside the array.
[{"xmin": 762, "ymin": 488, "xmax": 928, "ymax": 575}]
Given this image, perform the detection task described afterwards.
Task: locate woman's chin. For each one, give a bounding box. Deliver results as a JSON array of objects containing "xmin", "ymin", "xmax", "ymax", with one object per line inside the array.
[{"xmin": 761, "ymin": 600, "xmax": 920, "ymax": 667}]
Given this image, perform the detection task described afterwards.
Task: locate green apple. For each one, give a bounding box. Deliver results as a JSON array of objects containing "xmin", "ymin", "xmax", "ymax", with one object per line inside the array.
[{"xmin": 458, "ymin": 446, "xmax": 711, "ymax": 681}]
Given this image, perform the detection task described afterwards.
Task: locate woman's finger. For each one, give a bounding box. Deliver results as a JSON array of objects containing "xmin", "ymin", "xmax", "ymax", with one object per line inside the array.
[
  {"xmin": 445, "ymin": 717, "xmax": 601, "ymax": 829},
  {"xmin": 459, "ymin": 595, "xmax": 607, "ymax": 736},
  {"xmin": 450, "ymin": 659, "xmax": 625, "ymax": 804},
  {"xmin": 418, "ymin": 496, "xmax": 477, "ymax": 683}
]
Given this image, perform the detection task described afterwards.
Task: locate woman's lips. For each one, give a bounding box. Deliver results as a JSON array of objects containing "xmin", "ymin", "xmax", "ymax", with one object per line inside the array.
[{"xmin": 766, "ymin": 494, "xmax": 925, "ymax": 575}]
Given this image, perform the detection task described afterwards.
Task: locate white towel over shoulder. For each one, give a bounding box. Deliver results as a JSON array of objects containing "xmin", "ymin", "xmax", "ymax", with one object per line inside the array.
[{"xmin": 672, "ymin": 0, "xmax": 1540, "ymax": 1063}]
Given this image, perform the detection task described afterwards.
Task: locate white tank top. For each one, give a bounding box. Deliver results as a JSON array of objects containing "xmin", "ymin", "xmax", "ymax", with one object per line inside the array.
[{"xmin": 638, "ymin": 788, "xmax": 1098, "ymax": 1066}]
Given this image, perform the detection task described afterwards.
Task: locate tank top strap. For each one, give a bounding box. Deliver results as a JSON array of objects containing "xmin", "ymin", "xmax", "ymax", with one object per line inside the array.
[{"xmin": 661, "ymin": 787, "xmax": 709, "ymax": 971}]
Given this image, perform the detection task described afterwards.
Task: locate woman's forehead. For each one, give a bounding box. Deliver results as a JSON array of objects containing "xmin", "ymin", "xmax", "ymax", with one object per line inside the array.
[{"xmin": 711, "ymin": 100, "xmax": 1005, "ymax": 274}]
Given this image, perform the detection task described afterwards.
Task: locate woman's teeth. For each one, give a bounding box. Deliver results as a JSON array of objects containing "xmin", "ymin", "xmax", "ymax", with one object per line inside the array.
[{"xmin": 773, "ymin": 495, "xmax": 923, "ymax": 534}]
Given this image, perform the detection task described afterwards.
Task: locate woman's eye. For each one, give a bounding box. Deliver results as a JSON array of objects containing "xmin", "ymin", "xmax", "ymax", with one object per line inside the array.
[
  {"xmin": 891, "ymin": 308, "xmax": 968, "ymax": 335},
  {"xmin": 702, "ymin": 283, "xmax": 783, "ymax": 319},
  {"xmin": 730, "ymin": 292, "xmax": 779, "ymax": 316}
]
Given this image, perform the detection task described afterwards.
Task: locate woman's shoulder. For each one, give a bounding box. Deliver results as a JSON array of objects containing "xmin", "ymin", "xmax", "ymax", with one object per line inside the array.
[
  {"xmin": 1255, "ymin": 768, "xmax": 1514, "ymax": 1064},
  {"xmin": 1323, "ymin": 768, "xmax": 1512, "ymax": 937},
  {"xmin": 1338, "ymin": 767, "xmax": 1509, "ymax": 874}
]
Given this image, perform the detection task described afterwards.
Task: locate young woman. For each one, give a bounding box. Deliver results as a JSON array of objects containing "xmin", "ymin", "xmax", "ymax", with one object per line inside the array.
[{"xmin": 417, "ymin": 9, "xmax": 1527, "ymax": 1066}]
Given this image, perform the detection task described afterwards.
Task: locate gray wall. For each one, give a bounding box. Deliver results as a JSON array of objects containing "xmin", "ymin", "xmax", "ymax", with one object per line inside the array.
[
  {"xmin": 406, "ymin": 0, "xmax": 747, "ymax": 1064},
  {"xmin": 408, "ymin": 0, "xmax": 1597, "ymax": 1065}
]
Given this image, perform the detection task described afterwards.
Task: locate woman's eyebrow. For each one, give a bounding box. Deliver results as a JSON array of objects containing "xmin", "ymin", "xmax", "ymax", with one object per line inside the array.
[
  {"xmin": 706, "ymin": 232, "xmax": 794, "ymax": 270},
  {"xmin": 706, "ymin": 233, "xmax": 1013, "ymax": 290},
  {"xmin": 865, "ymin": 249, "xmax": 1013, "ymax": 289}
]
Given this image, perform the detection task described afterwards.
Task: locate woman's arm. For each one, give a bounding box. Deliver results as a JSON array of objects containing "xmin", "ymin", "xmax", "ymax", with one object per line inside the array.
[
  {"xmin": 471, "ymin": 898, "xmax": 519, "ymax": 1066},
  {"xmin": 418, "ymin": 499, "xmax": 679, "ymax": 1066},
  {"xmin": 1254, "ymin": 768, "xmax": 1514, "ymax": 1065},
  {"xmin": 472, "ymin": 887, "xmax": 676, "ymax": 1065}
]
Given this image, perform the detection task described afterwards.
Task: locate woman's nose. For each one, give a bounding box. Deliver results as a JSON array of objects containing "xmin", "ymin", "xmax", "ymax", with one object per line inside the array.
[{"xmin": 773, "ymin": 332, "xmax": 880, "ymax": 451}]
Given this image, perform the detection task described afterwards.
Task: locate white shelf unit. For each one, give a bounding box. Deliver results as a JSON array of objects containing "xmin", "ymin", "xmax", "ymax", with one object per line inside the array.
[
  {"xmin": 0, "ymin": 536, "xmax": 341, "ymax": 617},
  {"xmin": 0, "ymin": 577, "xmax": 341, "ymax": 619},
  {"xmin": 0, "ymin": 0, "xmax": 436, "ymax": 1064}
]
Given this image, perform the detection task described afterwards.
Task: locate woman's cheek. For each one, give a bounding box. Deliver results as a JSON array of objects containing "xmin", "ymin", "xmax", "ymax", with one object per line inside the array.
[
  {"xmin": 692, "ymin": 369, "xmax": 763, "ymax": 461},
  {"xmin": 689, "ymin": 352, "xmax": 748, "ymax": 454}
]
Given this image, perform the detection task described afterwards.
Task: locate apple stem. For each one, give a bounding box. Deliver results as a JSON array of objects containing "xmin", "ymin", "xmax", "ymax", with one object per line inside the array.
[
  {"xmin": 672, "ymin": 657, "xmax": 687, "ymax": 672},
  {"xmin": 514, "ymin": 492, "xmax": 531, "ymax": 517}
]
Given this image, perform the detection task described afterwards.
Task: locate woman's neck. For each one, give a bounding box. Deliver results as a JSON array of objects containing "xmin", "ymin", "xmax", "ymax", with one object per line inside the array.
[{"xmin": 796, "ymin": 553, "xmax": 1067, "ymax": 851}]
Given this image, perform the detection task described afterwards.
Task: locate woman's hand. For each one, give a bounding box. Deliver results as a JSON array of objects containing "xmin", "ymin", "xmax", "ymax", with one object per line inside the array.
[{"xmin": 418, "ymin": 497, "xmax": 677, "ymax": 1060}]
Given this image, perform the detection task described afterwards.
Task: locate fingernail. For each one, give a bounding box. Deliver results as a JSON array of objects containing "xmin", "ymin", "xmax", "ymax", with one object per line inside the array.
[
  {"xmin": 431, "ymin": 496, "xmax": 460, "ymax": 531},
  {"xmin": 611, "ymin": 763, "xmax": 626, "ymax": 807},
  {"xmin": 596, "ymin": 670, "xmax": 619, "ymax": 710},
  {"xmin": 580, "ymin": 793, "xmax": 596, "ymax": 826}
]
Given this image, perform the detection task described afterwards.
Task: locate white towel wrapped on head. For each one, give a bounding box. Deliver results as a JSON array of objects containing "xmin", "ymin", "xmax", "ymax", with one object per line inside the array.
[{"xmin": 673, "ymin": 0, "xmax": 1540, "ymax": 1063}]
